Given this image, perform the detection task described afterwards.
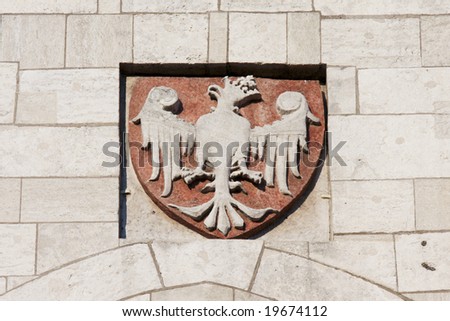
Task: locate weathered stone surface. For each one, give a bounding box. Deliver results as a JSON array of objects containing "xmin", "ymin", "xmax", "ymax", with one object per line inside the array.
[
  {"xmin": 415, "ymin": 179, "xmax": 450, "ymax": 231},
  {"xmin": 328, "ymin": 115, "xmax": 450, "ymax": 180},
  {"xmin": 309, "ymin": 237, "xmax": 397, "ymax": 289},
  {"xmin": 322, "ymin": 19, "xmax": 420, "ymax": 68},
  {"xmin": 98, "ymin": 0, "xmax": 121, "ymax": 13},
  {"xmin": 37, "ymin": 223, "xmax": 119, "ymax": 273},
  {"xmin": 288, "ymin": 12, "xmax": 320, "ymax": 64},
  {"xmin": 16, "ymin": 69, "xmax": 119, "ymax": 124},
  {"xmin": 6, "ymin": 276, "xmax": 38, "ymax": 291},
  {"xmin": 221, "ymin": 0, "xmax": 312, "ymax": 12},
  {"xmin": 1, "ymin": 15, "xmax": 65, "ymax": 69},
  {"xmin": 0, "ymin": 0, "xmax": 96, "ymax": 13},
  {"xmin": 0, "ymin": 179, "xmax": 20, "ymax": 222},
  {"xmin": 21, "ymin": 178, "xmax": 118, "ymax": 222},
  {"xmin": 0, "ymin": 126, "xmax": 119, "ymax": 177},
  {"xmin": 0, "ymin": 224, "xmax": 36, "ymax": 275},
  {"xmin": 126, "ymin": 294, "xmax": 150, "ymax": 301},
  {"xmin": 122, "ymin": 0, "xmax": 218, "ymax": 12},
  {"xmin": 229, "ymin": 13, "xmax": 286, "ymax": 63},
  {"xmin": 152, "ymin": 284, "xmax": 233, "ymax": 301},
  {"xmin": 252, "ymin": 249, "xmax": 402, "ymax": 300},
  {"xmin": 66, "ymin": 15, "xmax": 132, "ymax": 68},
  {"xmin": 359, "ymin": 68, "xmax": 450, "ymax": 114},
  {"xmin": 234, "ymin": 290, "xmax": 271, "ymax": 301},
  {"xmin": 0, "ymin": 278, "xmax": 5, "ymax": 295},
  {"xmin": 396, "ymin": 232, "xmax": 450, "ymax": 292},
  {"xmin": 208, "ymin": 12, "xmax": 228, "ymax": 63},
  {"xmin": 152, "ymin": 241, "xmax": 263, "ymax": 289},
  {"xmin": 332, "ymin": 180, "xmax": 415, "ymax": 233},
  {"xmin": 265, "ymin": 241, "xmax": 309, "ymax": 257},
  {"xmin": 405, "ymin": 292, "xmax": 450, "ymax": 301},
  {"xmin": 327, "ymin": 67, "xmax": 356, "ymax": 115},
  {"xmin": 1, "ymin": 245, "xmax": 162, "ymax": 300},
  {"xmin": 421, "ymin": 16, "xmax": 450, "ymax": 67},
  {"xmin": 0, "ymin": 63, "xmax": 18, "ymax": 124},
  {"xmin": 316, "ymin": 0, "xmax": 450, "ymax": 16},
  {"xmin": 134, "ymin": 14, "xmax": 208, "ymax": 63}
]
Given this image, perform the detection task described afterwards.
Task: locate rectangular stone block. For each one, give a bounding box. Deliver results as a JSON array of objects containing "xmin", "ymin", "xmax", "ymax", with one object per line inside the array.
[
  {"xmin": 322, "ymin": 19, "xmax": 421, "ymax": 68},
  {"xmin": 0, "ymin": 278, "xmax": 5, "ymax": 295},
  {"xmin": 37, "ymin": 223, "xmax": 118, "ymax": 273},
  {"xmin": 0, "ymin": 0, "xmax": 97, "ymax": 13},
  {"xmin": 229, "ymin": 13, "xmax": 286, "ymax": 63},
  {"xmin": 6, "ymin": 276, "xmax": 37, "ymax": 291},
  {"xmin": 0, "ymin": 224, "xmax": 36, "ymax": 275},
  {"xmin": 332, "ymin": 180, "xmax": 415, "ymax": 233},
  {"xmin": 66, "ymin": 15, "xmax": 132, "ymax": 68},
  {"xmin": 421, "ymin": 16, "xmax": 450, "ymax": 67},
  {"xmin": 359, "ymin": 68, "xmax": 450, "ymax": 114},
  {"xmin": 328, "ymin": 115, "xmax": 450, "ymax": 180},
  {"xmin": 0, "ymin": 126, "xmax": 119, "ymax": 177},
  {"xmin": 134, "ymin": 14, "xmax": 208, "ymax": 63},
  {"xmin": 315, "ymin": 0, "xmax": 450, "ymax": 16},
  {"xmin": 122, "ymin": 0, "xmax": 218, "ymax": 12},
  {"xmin": 1, "ymin": 15, "xmax": 66, "ymax": 69},
  {"xmin": 21, "ymin": 178, "xmax": 118, "ymax": 222},
  {"xmin": 415, "ymin": 179, "xmax": 450, "ymax": 231},
  {"xmin": 98, "ymin": 0, "xmax": 121, "ymax": 13},
  {"xmin": 0, "ymin": 179, "xmax": 21, "ymax": 222},
  {"xmin": 0, "ymin": 63, "xmax": 18, "ymax": 124},
  {"xmin": 327, "ymin": 67, "xmax": 356, "ymax": 115},
  {"xmin": 221, "ymin": 0, "xmax": 312, "ymax": 11},
  {"xmin": 288, "ymin": 12, "xmax": 320, "ymax": 64},
  {"xmin": 396, "ymin": 232, "xmax": 450, "ymax": 292},
  {"xmin": 16, "ymin": 69, "xmax": 119, "ymax": 124},
  {"xmin": 208, "ymin": 12, "xmax": 228, "ymax": 63}
]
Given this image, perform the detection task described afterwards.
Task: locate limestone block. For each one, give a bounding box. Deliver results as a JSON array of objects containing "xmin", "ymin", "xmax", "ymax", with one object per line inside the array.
[
  {"xmin": 0, "ymin": 63, "xmax": 18, "ymax": 124},
  {"xmin": 265, "ymin": 241, "xmax": 309, "ymax": 257},
  {"xmin": 122, "ymin": 0, "xmax": 218, "ymax": 12},
  {"xmin": 6, "ymin": 276, "xmax": 38, "ymax": 291},
  {"xmin": 234, "ymin": 290, "xmax": 271, "ymax": 301},
  {"xmin": 221, "ymin": 0, "xmax": 312, "ymax": 12},
  {"xmin": 288, "ymin": 12, "xmax": 320, "ymax": 64},
  {"xmin": 66, "ymin": 15, "xmax": 132, "ymax": 67},
  {"xmin": 322, "ymin": 19, "xmax": 420, "ymax": 68},
  {"xmin": 332, "ymin": 180, "xmax": 415, "ymax": 233},
  {"xmin": 359, "ymin": 68, "xmax": 450, "ymax": 114},
  {"xmin": 0, "ymin": 224, "xmax": 36, "ymax": 275},
  {"xmin": 0, "ymin": 278, "xmax": 5, "ymax": 295},
  {"xmin": 21, "ymin": 178, "xmax": 118, "ymax": 222},
  {"xmin": 328, "ymin": 115, "xmax": 450, "ymax": 180},
  {"xmin": 0, "ymin": 0, "xmax": 97, "ymax": 13},
  {"xmin": 396, "ymin": 232, "xmax": 450, "ymax": 292},
  {"xmin": 126, "ymin": 294, "xmax": 150, "ymax": 301},
  {"xmin": 134, "ymin": 14, "xmax": 208, "ymax": 63},
  {"xmin": 208, "ymin": 12, "xmax": 228, "ymax": 63},
  {"xmin": 98, "ymin": 0, "xmax": 121, "ymax": 13},
  {"xmin": 327, "ymin": 67, "xmax": 356, "ymax": 115},
  {"xmin": 152, "ymin": 240, "xmax": 263, "ymax": 289},
  {"xmin": 421, "ymin": 16, "xmax": 450, "ymax": 67},
  {"xmin": 1, "ymin": 15, "xmax": 65, "ymax": 69},
  {"xmin": 16, "ymin": 69, "xmax": 119, "ymax": 124},
  {"xmin": 152, "ymin": 284, "xmax": 233, "ymax": 301},
  {"xmin": 406, "ymin": 292, "xmax": 450, "ymax": 301},
  {"xmin": 0, "ymin": 179, "xmax": 20, "ymax": 222},
  {"xmin": 415, "ymin": 179, "xmax": 450, "ymax": 231},
  {"xmin": 229, "ymin": 13, "xmax": 286, "ymax": 63}
]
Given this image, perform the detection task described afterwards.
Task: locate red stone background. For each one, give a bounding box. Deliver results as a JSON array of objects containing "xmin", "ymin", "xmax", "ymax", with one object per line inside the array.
[{"xmin": 128, "ymin": 77, "xmax": 326, "ymax": 238}]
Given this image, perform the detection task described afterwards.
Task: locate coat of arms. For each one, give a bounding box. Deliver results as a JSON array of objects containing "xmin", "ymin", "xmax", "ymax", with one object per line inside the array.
[{"xmin": 127, "ymin": 74, "xmax": 325, "ymax": 238}]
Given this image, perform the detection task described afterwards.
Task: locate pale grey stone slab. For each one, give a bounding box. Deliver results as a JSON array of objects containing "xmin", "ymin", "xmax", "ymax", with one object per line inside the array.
[
  {"xmin": 0, "ymin": 179, "xmax": 20, "ymax": 223},
  {"xmin": 288, "ymin": 12, "xmax": 320, "ymax": 64},
  {"xmin": 265, "ymin": 241, "xmax": 309, "ymax": 257},
  {"xmin": 422, "ymin": 16, "xmax": 450, "ymax": 67},
  {"xmin": 0, "ymin": 278, "xmax": 5, "ymax": 295},
  {"xmin": 126, "ymin": 294, "xmax": 150, "ymax": 301},
  {"xmin": 37, "ymin": 223, "xmax": 119, "ymax": 273},
  {"xmin": 21, "ymin": 178, "xmax": 118, "ymax": 222},
  {"xmin": 234, "ymin": 290, "xmax": 272, "ymax": 301},
  {"xmin": 415, "ymin": 179, "xmax": 450, "ymax": 231},
  {"xmin": 396, "ymin": 232, "xmax": 450, "ymax": 292},
  {"xmin": 332, "ymin": 180, "xmax": 415, "ymax": 233},
  {"xmin": 152, "ymin": 284, "xmax": 233, "ymax": 301},
  {"xmin": 0, "ymin": 0, "xmax": 97, "ymax": 13},
  {"xmin": 0, "ymin": 126, "xmax": 119, "ymax": 177},
  {"xmin": 66, "ymin": 15, "xmax": 132, "ymax": 68},
  {"xmin": 122, "ymin": 0, "xmax": 218, "ymax": 12},
  {"xmin": 16, "ymin": 69, "xmax": 119, "ymax": 124},
  {"xmin": 322, "ymin": 19, "xmax": 421, "ymax": 68},
  {"xmin": 98, "ymin": 0, "xmax": 121, "ymax": 13},
  {"xmin": 405, "ymin": 292, "xmax": 450, "ymax": 301},
  {"xmin": 6, "ymin": 276, "xmax": 37, "ymax": 291},
  {"xmin": 1, "ymin": 245, "xmax": 162, "ymax": 300},
  {"xmin": 221, "ymin": 0, "xmax": 312, "ymax": 12},
  {"xmin": 328, "ymin": 115, "xmax": 450, "ymax": 180},
  {"xmin": 208, "ymin": 12, "xmax": 228, "ymax": 63},
  {"xmin": 327, "ymin": 67, "xmax": 356, "ymax": 115},
  {"xmin": 134, "ymin": 14, "xmax": 208, "ymax": 63},
  {"xmin": 252, "ymin": 249, "xmax": 402, "ymax": 300},
  {"xmin": 1, "ymin": 15, "xmax": 65, "ymax": 69},
  {"xmin": 0, "ymin": 224, "xmax": 36, "ymax": 275},
  {"xmin": 0, "ymin": 63, "xmax": 18, "ymax": 124},
  {"xmin": 229, "ymin": 13, "xmax": 286, "ymax": 63},
  {"xmin": 359, "ymin": 68, "xmax": 450, "ymax": 114},
  {"xmin": 152, "ymin": 240, "xmax": 263, "ymax": 289}
]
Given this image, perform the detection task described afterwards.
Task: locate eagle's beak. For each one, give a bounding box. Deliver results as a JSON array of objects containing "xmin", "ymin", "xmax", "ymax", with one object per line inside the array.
[{"xmin": 208, "ymin": 85, "xmax": 222, "ymax": 100}]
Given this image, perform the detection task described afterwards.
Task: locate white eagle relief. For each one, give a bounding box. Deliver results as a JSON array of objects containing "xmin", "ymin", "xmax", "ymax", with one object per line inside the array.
[{"xmin": 131, "ymin": 76, "xmax": 320, "ymax": 236}]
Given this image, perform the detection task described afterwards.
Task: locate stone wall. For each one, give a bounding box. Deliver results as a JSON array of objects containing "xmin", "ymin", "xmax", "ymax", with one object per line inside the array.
[{"xmin": 0, "ymin": 0, "xmax": 449, "ymax": 300}]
